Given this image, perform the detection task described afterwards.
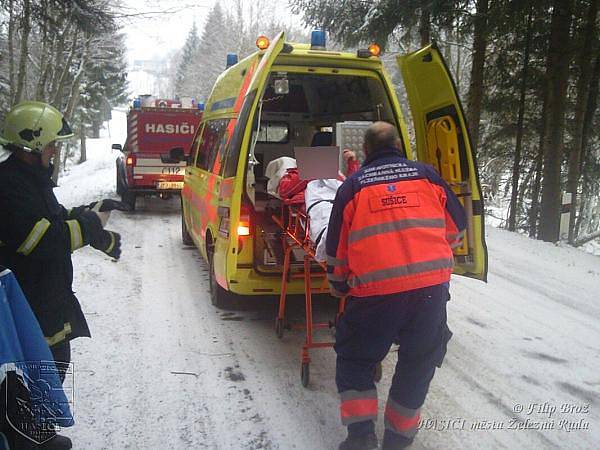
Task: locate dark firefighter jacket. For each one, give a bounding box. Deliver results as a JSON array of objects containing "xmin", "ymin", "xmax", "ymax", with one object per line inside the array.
[
  {"xmin": 326, "ymin": 148, "xmax": 467, "ymax": 297},
  {"xmin": 0, "ymin": 154, "xmax": 91, "ymax": 347}
]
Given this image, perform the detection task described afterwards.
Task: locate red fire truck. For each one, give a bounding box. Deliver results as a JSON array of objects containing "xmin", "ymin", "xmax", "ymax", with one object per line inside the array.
[{"xmin": 113, "ymin": 97, "xmax": 203, "ymax": 210}]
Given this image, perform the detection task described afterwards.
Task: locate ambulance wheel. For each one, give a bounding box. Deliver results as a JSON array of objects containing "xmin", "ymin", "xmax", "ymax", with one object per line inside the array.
[
  {"xmin": 121, "ymin": 190, "xmax": 136, "ymax": 211},
  {"xmin": 374, "ymin": 362, "xmax": 383, "ymax": 383},
  {"xmin": 301, "ymin": 362, "xmax": 310, "ymax": 387},
  {"xmin": 275, "ymin": 318, "xmax": 284, "ymax": 339},
  {"xmin": 181, "ymin": 211, "xmax": 193, "ymax": 246},
  {"xmin": 209, "ymin": 252, "xmax": 231, "ymax": 309}
]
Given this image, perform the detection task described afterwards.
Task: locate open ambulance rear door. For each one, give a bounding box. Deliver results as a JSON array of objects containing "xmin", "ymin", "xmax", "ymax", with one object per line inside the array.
[
  {"xmin": 216, "ymin": 32, "xmax": 287, "ymax": 291},
  {"xmin": 397, "ymin": 44, "xmax": 488, "ymax": 281}
]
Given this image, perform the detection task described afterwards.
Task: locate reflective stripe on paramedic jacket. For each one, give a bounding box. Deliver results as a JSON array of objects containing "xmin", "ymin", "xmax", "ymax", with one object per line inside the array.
[{"xmin": 325, "ymin": 148, "xmax": 467, "ymax": 297}]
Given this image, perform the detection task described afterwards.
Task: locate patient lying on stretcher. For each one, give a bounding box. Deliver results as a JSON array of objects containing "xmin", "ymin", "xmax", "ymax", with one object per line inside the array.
[{"xmin": 265, "ymin": 150, "xmax": 360, "ymax": 262}]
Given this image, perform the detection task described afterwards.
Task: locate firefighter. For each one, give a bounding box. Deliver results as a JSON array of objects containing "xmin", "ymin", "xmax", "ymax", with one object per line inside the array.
[
  {"xmin": 326, "ymin": 122, "xmax": 466, "ymax": 450},
  {"xmin": 0, "ymin": 101, "xmax": 126, "ymax": 449}
]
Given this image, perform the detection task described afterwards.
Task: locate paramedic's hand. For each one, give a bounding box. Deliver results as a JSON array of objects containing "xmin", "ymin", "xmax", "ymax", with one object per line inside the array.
[
  {"xmin": 90, "ymin": 230, "xmax": 122, "ymax": 260},
  {"xmin": 342, "ymin": 149, "xmax": 356, "ymax": 162}
]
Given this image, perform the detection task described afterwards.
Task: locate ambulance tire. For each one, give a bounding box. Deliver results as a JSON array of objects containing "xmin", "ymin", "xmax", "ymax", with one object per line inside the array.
[
  {"xmin": 121, "ymin": 190, "xmax": 136, "ymax": 211},
  {"xmin": 208, "ymin": 251, "xmax": 232, "ymax": 309},
  {"xmin": 181, "ymin": 210, "xmax": 193, "ymax": 246}
]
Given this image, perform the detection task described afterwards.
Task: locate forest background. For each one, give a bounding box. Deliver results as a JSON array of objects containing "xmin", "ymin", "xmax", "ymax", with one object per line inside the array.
[{"xmin": 0, "ymin": 0, "xmax": 598, "ymax": 247}]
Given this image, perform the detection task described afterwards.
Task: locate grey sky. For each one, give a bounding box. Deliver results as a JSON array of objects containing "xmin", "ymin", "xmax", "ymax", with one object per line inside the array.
[{"xmin": 121, "ymin": 0, "xmax": 304, "ymax": 64}]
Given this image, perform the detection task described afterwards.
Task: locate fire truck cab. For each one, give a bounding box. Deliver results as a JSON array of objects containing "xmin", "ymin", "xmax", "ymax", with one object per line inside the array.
[{"xmin": 113, "ymin": 97, "xmax": 203, "ymax": 210}]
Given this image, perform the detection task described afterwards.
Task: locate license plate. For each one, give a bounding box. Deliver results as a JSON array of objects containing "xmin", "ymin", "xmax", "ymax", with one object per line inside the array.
[{"xmin": 157, "ymin": 181, "xmax": 184, "ymax": 190}]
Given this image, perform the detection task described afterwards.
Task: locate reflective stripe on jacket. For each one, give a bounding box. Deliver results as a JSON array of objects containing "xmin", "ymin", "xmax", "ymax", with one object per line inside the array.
[{"xmin": 326, "ymin": 148, "xmax": 467, "ymax": 297}]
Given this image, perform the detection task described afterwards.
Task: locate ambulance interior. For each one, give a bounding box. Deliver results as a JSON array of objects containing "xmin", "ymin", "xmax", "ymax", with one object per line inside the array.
[{"xmin": 246, "ymin": 71, "xmax": 398, "ymax": 271}]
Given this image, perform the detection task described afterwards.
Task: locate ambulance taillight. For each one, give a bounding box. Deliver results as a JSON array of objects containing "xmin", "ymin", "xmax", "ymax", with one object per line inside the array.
[{"xmin": 237, "ymin": 203, "xmax": 251, "ymax": 236}]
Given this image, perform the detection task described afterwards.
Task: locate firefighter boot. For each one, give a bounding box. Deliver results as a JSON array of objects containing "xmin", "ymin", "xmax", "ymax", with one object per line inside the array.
[
  {"xmin": 338, "ymin": 431, "xmax": 378, "ymax": 450},
  {"xmin": 381, "ymin": 430, "xmax": 414, "ymax": 449}
]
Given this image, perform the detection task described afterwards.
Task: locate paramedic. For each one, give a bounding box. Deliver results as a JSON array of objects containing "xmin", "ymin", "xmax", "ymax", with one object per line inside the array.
[
  {"xmin": 0, "ymin": 101, "xmax": 126, "ymax": 448},
  {"xmin": 326, "ymin": 121, "xmax": 466, "ymax": 450}
]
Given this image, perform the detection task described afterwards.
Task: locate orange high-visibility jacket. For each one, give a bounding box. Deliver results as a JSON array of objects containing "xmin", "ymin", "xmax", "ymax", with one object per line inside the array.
[{"xmin": 326, "ymin": 148, "xmax": 466, "ymax": 297}]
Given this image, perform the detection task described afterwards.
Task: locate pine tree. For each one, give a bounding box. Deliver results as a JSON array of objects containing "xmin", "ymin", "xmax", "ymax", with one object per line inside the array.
[
  {"xmin": 76, "ymin": 31, "xmax": 129, "ymax": 140},
  {"xmin": 191, "ymin": 4, "xmax": 231, "ymax": 101},
  {"xmin": 175, "ymin": 22, "xmax": 200, "ymax": 97}
]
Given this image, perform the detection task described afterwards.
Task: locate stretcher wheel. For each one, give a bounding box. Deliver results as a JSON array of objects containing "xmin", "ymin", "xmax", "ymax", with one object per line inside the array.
[
  {"xmin": 374, "ymin": 362, "xmax": 383, "ymax": 383},
  {"xmin": 275, "ymin": 318, "xmax": 284, "ymax": 339},
  {"xmin": 301, "ymin": 362, "xmax": 310, "ymax": 387}
]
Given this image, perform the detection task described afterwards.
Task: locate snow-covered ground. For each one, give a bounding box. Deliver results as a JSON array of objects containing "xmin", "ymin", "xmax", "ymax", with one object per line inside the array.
[{"xmin": 52, "ymin": 110, "xmax": 600, "ymax": 449}]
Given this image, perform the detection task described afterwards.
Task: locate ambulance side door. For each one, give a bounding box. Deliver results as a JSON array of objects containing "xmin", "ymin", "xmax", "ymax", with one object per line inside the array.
[
  {"xmin": 223, "ymin": 32, "xmax": 286, "ymax": 283},
  {"xmin": 397, "ymin": 44, "xmax": 488, "ymax": 281}
]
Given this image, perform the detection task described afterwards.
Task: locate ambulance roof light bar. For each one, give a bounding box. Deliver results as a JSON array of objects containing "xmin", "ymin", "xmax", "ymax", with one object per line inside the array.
[{"xmin": 311, "ymin": 30, "xmax": 326, "ymax": 50}]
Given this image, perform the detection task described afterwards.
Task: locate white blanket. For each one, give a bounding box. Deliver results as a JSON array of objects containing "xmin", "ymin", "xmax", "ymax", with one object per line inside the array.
[{"xmin": 305, "ymin": 179, "xmax": 342, "ymax": 262}]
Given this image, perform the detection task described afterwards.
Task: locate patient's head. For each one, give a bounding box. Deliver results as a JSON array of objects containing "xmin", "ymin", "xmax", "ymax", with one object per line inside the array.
[{"xmin": 363, "ymin": 121, "xmax": 401, "ymax": 157}]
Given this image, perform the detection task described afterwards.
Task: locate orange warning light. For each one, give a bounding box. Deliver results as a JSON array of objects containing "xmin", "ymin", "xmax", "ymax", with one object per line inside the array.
[
  {"xmin": 368, "ymin": 43, "xmax": 381, "ymax": 57},
  {"xmin": 256, "ymin": 36, "xmax": 270, "ymax": 50}
]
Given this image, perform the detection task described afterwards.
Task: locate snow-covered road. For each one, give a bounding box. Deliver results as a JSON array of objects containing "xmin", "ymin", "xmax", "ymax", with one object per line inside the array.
[{"xmin": 53, "ymin": 112, "xmax": 599, "ymax": 449}]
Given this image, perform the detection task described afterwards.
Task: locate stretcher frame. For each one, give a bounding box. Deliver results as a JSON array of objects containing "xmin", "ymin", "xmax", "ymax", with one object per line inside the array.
[{"xmin": 271, "ymin": 202, "xmax": 346, "ymax": 387}]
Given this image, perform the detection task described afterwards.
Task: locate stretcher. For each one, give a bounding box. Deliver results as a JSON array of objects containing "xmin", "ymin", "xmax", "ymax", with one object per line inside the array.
[{"xmin": 271, "ymin": 201, "xmax": 346, "ymax": 387}]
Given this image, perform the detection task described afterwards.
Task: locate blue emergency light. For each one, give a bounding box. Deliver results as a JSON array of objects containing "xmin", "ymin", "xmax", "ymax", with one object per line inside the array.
[
  {"xmin": 197, "ymin": 102, "xmax": 205, "ymax": 111},
  {"xmin": 133, "ymin": 98, "xmax": 141, "ymax": 109},
  {"xmin": 226, "ymin": 53, "xmax": 238, "ymax": 68},
  {"xmin": 311, "ymin": 30, "xmax": 326, "ymax": 49}
]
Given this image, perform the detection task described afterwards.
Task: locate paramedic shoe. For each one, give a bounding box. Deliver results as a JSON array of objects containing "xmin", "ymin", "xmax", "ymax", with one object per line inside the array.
[
  {"xmin": 381, "ymin": 430, "xmax": 414, "ymax": 449},
  {"xmin": 338, "ymin": 431, "xmax": 378, "ymax": 450},
  {"xmin": 38, "ymin": 434, "xmax": 72, "ymax": 449}
]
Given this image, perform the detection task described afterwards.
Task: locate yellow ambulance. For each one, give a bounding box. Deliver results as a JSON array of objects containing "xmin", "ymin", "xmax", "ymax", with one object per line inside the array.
[{"xmin": 177, "ymin": 31, "xmax": 488, "ymax": 307}]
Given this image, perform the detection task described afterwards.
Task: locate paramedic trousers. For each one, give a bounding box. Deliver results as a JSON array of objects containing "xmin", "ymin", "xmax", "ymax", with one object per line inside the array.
[{"xmin": 335, "ymin": 283, "xmax": 452, "ymax": 441}]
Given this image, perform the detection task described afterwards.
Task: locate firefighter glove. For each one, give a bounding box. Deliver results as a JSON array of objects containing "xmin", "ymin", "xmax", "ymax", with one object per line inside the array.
[
  {"xmin": 77, "ymin": 209, "xmax": 105, "ymax": 244},
  {"xmin": 89, "ymin": 199, "xmax": 130, "ymax": 227},
  {"xmin": 88, "ymin": 199, "xmax": 131, "ymax": 212},
  {"xmin": 91, "ymin": 230, "xmax": 121, "ymax": 260}
]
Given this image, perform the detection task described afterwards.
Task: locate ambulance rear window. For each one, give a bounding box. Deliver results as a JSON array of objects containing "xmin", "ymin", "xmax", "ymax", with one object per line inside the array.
[{"xmin": 262, "ymin": 72, "xmax": 394, "ymax": 121}]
